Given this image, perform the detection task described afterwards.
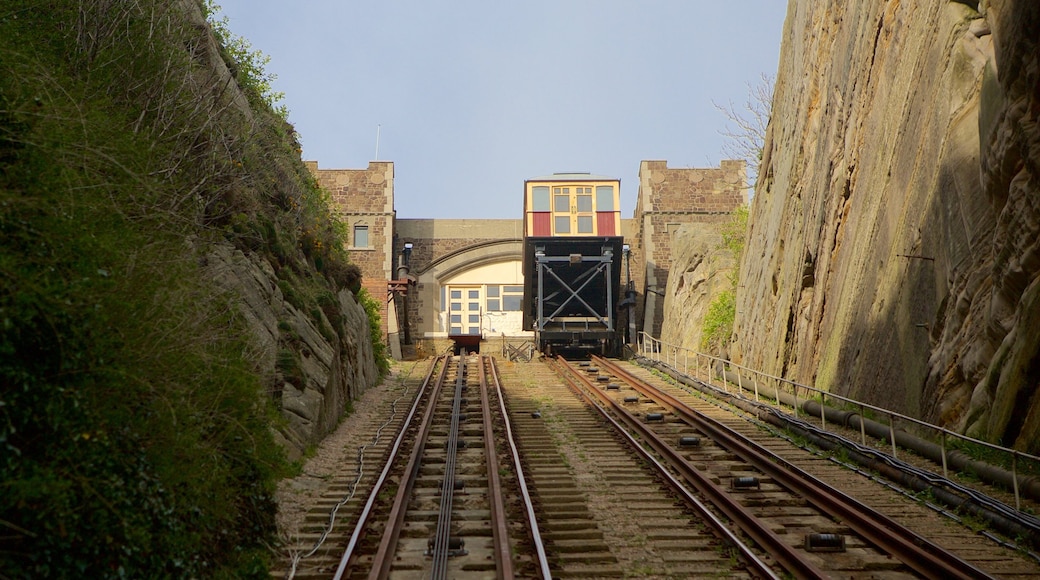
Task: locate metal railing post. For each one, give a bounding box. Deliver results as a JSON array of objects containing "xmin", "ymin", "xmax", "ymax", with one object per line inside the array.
[
  {"xmin": 889, "ymin": 414, "xmax": 897, "ymax": 459},
  {"xmin": 1013, "ymin": 451, "xmax": 1021, "ymax": 511},
  {"xmin": 859, "ymin": 403, "xmax": 867, "ymax": 446},
  {"xmin": 635, "ymin": 334, "xmax": 1040, "ymax": 495},
  {"xmin": 820, "ymin": 392, "xmax": 826, "ymax": 430},
  {"xmin": 940, "ymin": 430, "xmax": 948, "ymax": 479}
]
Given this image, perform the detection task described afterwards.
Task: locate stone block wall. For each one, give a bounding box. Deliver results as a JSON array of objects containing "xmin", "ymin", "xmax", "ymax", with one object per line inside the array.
[
  {"xmin": 308, "ymin": 161, "xmax": 395, "ymax": 340},
  {"xmin": 395, "ymin": 219, "xmax": 524, "ymax": 353},
  {"xmin": 631, "ymin": 159, "xmax": 747, "ymax": 338}
]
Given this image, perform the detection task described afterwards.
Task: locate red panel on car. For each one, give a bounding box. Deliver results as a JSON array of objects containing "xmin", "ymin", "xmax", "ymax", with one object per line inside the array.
[
  {"xmin": 532, "ymin": 212, "xmax": 551, "ymax": 236},
  {"xmin": 596, "ymin": 212, "xmax": 615, "ymax": 236}
]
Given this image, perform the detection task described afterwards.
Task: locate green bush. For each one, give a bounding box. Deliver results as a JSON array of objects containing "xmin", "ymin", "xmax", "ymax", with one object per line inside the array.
[
  {"xmin": 721, "ymin": 204, "xmax": 750, "ymax": 257},
  {"xmin": 700, "ymin": 290, "xmax": 736, "ymax": 353},
  {"xmin": 358, "ymin": 288, "xmax": 391, "ymax": 375}
]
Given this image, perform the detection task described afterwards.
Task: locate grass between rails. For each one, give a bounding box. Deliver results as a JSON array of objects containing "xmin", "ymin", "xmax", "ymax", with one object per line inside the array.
[{"xmin": 0, "ymin": 1, "xmax": 385, "ymax": 576}]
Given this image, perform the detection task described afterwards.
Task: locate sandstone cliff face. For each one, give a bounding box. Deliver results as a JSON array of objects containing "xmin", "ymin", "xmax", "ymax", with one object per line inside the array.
[
  {"xmin": 660, "ymin": 228, "xmax": 736, "ymax": 353},
  {"xmin": 729, "ymin": 0, "xmax": 1040, "ymax": 452}
]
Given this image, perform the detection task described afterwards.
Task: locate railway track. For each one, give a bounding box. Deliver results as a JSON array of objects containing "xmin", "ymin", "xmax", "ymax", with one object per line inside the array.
[
  {"xmin": 497, "ymin": 359, "xmax": 751, "ymax": 578},
  {"xmin": 274, "ymin": 365, "xmax": 426, "ymax": 579},
  {"xmin": 274, "ymin": 354, "xmax": 1040, "ymax": 578},
  {"xmin": 327, "ymin": 354, "xmax": 547, "ymax": 579},
  {"xmin": 581, "ymin": 355, "xmax": 1040, "ymax": 579}
]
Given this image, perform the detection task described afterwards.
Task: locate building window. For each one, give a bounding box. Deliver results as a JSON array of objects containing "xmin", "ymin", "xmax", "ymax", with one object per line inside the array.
[
  {"xmin": 486, "ymin": 285, "xmax": 500, "ymax": 311},
  {"xmin": 502, "ymin": 285, "xmax": 524, "ymax": 311},
  {"xmin": 353, "ymin": 225, "xmax": 369, "ymax": 248}
]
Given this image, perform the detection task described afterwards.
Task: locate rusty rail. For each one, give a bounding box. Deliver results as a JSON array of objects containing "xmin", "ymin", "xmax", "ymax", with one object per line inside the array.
[
  {"xmin": 591, "ymin": 355, "xmax": 995, "ymax": 580},
  {"xmin": 479, "ymin": 356, "xmax": 513, "ymax": 579},
  {"xmin": 332, "ymin": 356, "xmax": 449, "ymax": 580},
  {"xmin": 487, "ymin": 357, "xmax": 552, "ymax": 579},
  {"xmin": 550, "ymin": 357, "xmax": 794, "ymax": 579}
]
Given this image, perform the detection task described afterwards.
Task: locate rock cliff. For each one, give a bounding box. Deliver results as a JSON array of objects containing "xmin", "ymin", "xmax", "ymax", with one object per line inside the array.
[
  {"xmin": 729, "ymin": 0, "xmax": 1040, "ymax": 451},
  {"xmin": 206, "ymin": 243, "xmax": 378, "ymax": 458},
  {"xmin": 181, "ymin": 0, "xmax": 380, "ymax": 458},
  {"xmin": 660, "ymin": 228, "xmax": 737, "ymax": 354}
]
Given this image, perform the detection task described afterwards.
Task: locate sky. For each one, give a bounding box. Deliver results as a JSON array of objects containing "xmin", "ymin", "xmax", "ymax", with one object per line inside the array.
[{"xmin": 212, "ymin": 1, "xmax": 788, "ymax": 219}]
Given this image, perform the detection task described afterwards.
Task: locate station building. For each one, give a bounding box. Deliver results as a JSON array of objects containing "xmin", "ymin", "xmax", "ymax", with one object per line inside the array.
[{"xmin": 308, "ymin": 159, "xmax": 747, "ymax": 359}]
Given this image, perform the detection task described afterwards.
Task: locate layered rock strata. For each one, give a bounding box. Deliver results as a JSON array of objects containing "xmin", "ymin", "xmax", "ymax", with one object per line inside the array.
[
  {"xmin": 730, "ymin": 0, "xmax": 1040, "ymax": 451},
  {"xmin": 206, "ymin": 243, "xmax": 378, "ymax": 459}
]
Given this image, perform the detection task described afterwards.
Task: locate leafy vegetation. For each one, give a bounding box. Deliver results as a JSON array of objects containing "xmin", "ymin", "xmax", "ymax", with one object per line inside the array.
[
  {"xmin": 359, "ymin": 288, "xmax": 392, "ymax": 374},
  {"xmin": 700, "ymin": 290, "xmax": 737, "ymax": 353},
  {"xmin": 0, "ymin": 1, "xmax": 380, "ymax": 576},
  {"xmin": 720, "ymin": 204, "xmax": 750, "ymax": 256},
  {"xmin": 204, "ymin": 0, "xmax": 289, "ymax": 121},
  {"xmin": 700, "ymin": 205, "xmax": 749, "ymax": 353}
]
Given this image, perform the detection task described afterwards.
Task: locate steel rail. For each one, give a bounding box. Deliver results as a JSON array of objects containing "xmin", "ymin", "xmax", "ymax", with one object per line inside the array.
[
  {"xmin": 592, "ymin": 355, "xmax": 996, "ymax": 580},
  {"xmin": 368, "ymin": 355, "xmax": 452, "ymax": 579},
  {"xmin": 334, "ymin": 356, "xmax": 450, "ymax": 580},
  {"xmin": 332, "ymin": 355, "xmax": 447, "ymax": 580},
  {"xmin": 549, "ymin": 358, "xmax": 790, "ymax": 580},
  {"xmin": 431, "ymin": 357, "xmax": 466, "ymax": 579},
  {"xmin": 478, "ymin": 356, "xmax": 514, "ymax": 579},
  {"xmin": 488, "ymin": 358, "xmax": 553, "ymax": 579}
]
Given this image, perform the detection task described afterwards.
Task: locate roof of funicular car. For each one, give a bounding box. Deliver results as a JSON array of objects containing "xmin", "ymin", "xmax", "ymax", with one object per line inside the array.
[{"xmin": 525, "ymin": 172, "xmax": 617, "ymax": 183}]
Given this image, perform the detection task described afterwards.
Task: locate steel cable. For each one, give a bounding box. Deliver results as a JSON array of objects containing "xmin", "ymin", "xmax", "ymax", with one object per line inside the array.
[
  {"xmin": 285, "ymin": 362, "xmax": 420, "ymax": 580},
  {"xmin": 431, "ymin": 356, "xmax": 466, "ymax": 578}
]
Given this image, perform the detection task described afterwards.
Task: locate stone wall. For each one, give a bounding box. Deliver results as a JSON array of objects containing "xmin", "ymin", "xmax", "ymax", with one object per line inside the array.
[
  {"xmin": 309, "ymin": 161, "xmax": 395, "ymax": 339},
  {"xmin": 633, "ymin": 160, "xmax": 747, "ymax": 338},
  {"xmin": 659, "ymin": 227, "xmax": 738, "ymax": 354},
  {"xmin": 731, "ymin": 1, "xmax": 1040, "ymax": 451}
]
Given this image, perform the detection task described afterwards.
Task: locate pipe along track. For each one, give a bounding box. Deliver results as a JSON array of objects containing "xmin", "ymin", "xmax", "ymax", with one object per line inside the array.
[
  {"xmin": 547, "ymin": 355, "xmax": 996, "ymax": 579},
  {"xmin": 648, "ymin": 356, "xmax": 1040, "ymax": 552}
]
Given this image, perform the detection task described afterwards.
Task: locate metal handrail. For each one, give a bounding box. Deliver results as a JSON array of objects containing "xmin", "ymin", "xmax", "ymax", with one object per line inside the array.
[{"xmin": 637, "ymin": 332, "xmax": 1040, "ymax": 510}]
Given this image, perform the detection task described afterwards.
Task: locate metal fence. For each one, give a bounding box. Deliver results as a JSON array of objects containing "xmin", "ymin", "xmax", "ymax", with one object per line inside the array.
[{"xmin": 637, "ymin": 332, "xmax": 1040, "ymax": 510}]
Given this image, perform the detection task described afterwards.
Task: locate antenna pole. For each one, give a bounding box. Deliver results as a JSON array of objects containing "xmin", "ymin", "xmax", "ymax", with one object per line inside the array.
[{"xmin": 375, "ymin": 124, "xmax": 381, "ymax": 160}]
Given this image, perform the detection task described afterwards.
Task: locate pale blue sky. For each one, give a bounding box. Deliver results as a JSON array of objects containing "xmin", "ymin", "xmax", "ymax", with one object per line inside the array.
[{"xmin": 212, "ymin": 1, "xmax": 788, "ymax": 218}]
